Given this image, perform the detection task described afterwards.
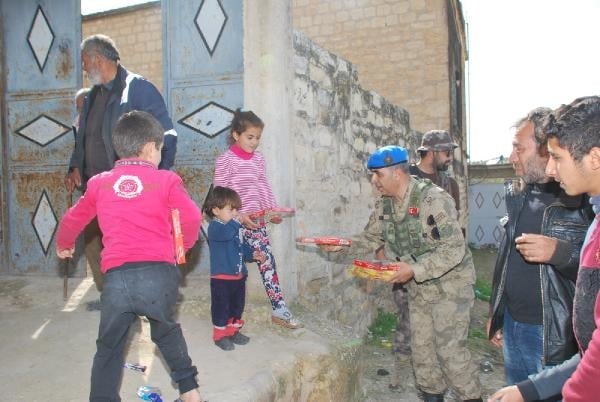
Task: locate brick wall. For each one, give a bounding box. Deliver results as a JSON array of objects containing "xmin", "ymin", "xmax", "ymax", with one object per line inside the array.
[
  {"xmin": 82, "ymin": 2, "xmax": 163, "ymax": 91},
  {"xmin": 82, "ymin": 1, "xmax": 466, "ymax": 137},
  {"xmin": 292, "ymin": 0, "xmax": 454, "ymax": 134}
]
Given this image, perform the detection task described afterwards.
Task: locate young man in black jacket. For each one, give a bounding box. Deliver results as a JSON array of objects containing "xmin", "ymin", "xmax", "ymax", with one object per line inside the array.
[{"xmin": 487, "ymin": 107, "xmax": 593, "ymax": 386}]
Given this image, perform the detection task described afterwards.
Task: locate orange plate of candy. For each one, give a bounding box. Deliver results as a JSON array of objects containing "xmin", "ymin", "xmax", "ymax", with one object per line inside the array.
[
  {"xmin": 349, "ymin": 259, "xmax": 399, "ymax": 281},
  {"xmin": 296, "ymin": 236, "xmax": 352, "ymax": 246},
  {"xmin": 249, "ymin": 207, "xmax": 295, "ymax": 223}
]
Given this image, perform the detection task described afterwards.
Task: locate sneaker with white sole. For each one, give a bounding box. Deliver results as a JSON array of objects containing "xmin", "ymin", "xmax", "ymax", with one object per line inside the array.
[{"xmin": 271, "ymin": 311, "xmax": 304, "ymax": 329}]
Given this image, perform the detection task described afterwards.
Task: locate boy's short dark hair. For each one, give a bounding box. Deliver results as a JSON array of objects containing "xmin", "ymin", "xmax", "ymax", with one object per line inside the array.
[
  {"xmin": 544, "ymin": 96, "xmax": 600, "ymax": 161},
  {"xmin": 203, "ymin": 186, "xmax": 242, "ymax": 218},
  {"xmin": 112, "ymin": 111, "xmax": 164, "ymax": 159}
]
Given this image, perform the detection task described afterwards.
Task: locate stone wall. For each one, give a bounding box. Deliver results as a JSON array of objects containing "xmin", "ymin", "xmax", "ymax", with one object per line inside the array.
[
  {"xmin": 82, "ymin": 2, "xmax": 163, "ymax": 91},
  {"xmin": 291, "ymin": 0, "xmax": 470, "ymax": 232},
  {"xmin": 291, "ymin": 31, "xmax": 416, "ymax": 330},
  {"xmin": 292, "ymin": 0, "xmax": 456, "ymax": 135}
]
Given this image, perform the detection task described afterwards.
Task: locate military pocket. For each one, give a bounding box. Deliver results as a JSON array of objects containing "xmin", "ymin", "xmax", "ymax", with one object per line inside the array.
[{"xmin": 420, "ymin": 279, "xmax": 442, "ymax": 302}]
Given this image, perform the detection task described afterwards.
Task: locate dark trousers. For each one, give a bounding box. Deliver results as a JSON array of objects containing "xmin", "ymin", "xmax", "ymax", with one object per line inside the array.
[
  {"xmin": 84, "ymin": 217, "xmax": 104, "ymax": 291},
  {"xmin": 210, "ymin": 276, "xmax": 246, "ymax": 327},
  {"xmin": 90, "ymin": 262, "xmax": 197, "ymax": 402},
  {"xmin": 393, "ymin": 283, "xmax": 411, "ymax": 356}
]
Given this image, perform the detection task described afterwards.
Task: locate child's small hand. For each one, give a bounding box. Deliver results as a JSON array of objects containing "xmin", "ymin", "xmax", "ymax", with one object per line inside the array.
[
  {"xmin": 239, "ymin": 214, "xmax": 260, "ymax": 230},
  {"xmin": 269, "ymin": 214, "xmax": 282, "ymax": 224},
  {"xmin": 56, "ymin": 247, "xmax": 75, "ymax": 259},
  {"xmin": 253, "ymin": 251, "xmax": 267, "ymax": 263},
  {"xmin": 317, "ymin": 244, "xmax": 343, "ymax": 252}
]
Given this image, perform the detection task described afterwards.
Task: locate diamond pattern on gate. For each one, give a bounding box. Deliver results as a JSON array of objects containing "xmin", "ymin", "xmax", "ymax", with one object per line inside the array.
[
  {"xmin": 32, "ymin": 189, "xmax": 58, "ymax": 256},
  {"xmin": 194, "ymin": 0, "xmax": 228, "ymax": 56},
  {"xmin": 15, "ymin": 114, "xmax": 71, "ymax": 147},
  {"xmin": 27, "ymin": 5, "xmax": 55, "ymax": 71},
  {"xmin": 492, "ymin": 192, "xmax": 503, "ymax": 209},
  {"xmin": 493, "ymin": 226, "xmax": 503, "ymax": 243},
  {"xmin": 178, "ymin": 102, "xmax": 234, "ymax": 138},
  {"xmin": 475, "ymin": 225, "xmax": 485, "ymax": 242},
  {"xmin": 474, "ymin": 192, "xmax": 485, "ymax": 209}
]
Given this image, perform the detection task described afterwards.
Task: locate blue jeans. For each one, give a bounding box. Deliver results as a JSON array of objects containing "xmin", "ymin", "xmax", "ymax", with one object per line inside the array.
[
  {"xmin": 90, "ymin": 262, "xmax": 198, "ymax": 401},
  {"xmin": 502, "ymin": 308, "xmax": 544, "ymax": 385}
]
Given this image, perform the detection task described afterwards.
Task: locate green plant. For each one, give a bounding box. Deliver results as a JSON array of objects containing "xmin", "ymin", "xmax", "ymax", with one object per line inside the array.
[
  {"xmin": 366, "ymin": 309, "xmax": 398, "ymax": 347},
  {"xmin": 474, "ymin": 278, "xmax": 492, "ymax": 301},
  {"xmin": 469, "ymin": 326, "xmax": 488, "ymax": 340}
]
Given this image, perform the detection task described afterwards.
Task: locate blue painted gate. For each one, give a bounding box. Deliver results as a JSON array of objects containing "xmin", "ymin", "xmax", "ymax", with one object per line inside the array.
[
  {"xmin": 162, "ymin": 0, "xmax": 243, "ymax": 273},
  {"xmin": 0, "ymin": 1, "xmax": 81, "ymax": 273}
]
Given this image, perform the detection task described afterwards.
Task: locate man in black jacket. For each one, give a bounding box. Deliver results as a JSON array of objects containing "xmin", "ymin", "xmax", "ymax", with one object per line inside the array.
[{"xmin": 487, "ymin": 107, "xmax": 593, "ymax": 387}]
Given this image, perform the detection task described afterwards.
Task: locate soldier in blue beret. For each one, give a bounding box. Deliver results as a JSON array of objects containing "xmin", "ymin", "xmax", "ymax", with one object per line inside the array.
[{"xmin": 321, "ymin": 145, "xmax": 483, "ymax": 402}]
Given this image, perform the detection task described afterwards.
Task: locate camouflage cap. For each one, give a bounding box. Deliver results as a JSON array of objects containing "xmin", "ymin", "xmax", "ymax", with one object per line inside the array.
[{"xmin": 417, "ymin": 130, "xmax": 458, "ymax": 152}]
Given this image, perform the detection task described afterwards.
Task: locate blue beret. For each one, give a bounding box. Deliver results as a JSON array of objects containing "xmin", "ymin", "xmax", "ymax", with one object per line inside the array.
[{"xmin": 367, "ymin": 146, "xmax": 409, "ymax": 169}]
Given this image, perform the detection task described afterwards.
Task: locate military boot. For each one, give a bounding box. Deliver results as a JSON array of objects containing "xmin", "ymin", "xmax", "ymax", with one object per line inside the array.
[{"xmin": 421, "ymin": 392, "xmax": 444, "ymax": 402}]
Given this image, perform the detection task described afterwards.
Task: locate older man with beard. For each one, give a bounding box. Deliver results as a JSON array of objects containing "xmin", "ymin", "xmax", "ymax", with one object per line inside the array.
[
  {"xmin": 487, "ymin": 107, "xmax": 592, "ymax": 389},
  {"xmin": 64, "ymin": 34, "xmax": 178, "ymax": 295}
]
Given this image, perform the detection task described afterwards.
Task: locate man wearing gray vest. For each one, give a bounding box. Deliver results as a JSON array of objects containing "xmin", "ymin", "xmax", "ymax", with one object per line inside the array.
[{"xmin": 321, "ymin": 145, "xmax": 482, "ymax": 402}]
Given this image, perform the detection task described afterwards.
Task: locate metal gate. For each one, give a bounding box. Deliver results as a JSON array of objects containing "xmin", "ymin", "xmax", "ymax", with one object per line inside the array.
[
  {"xmin": 0, "ymin": 1, "xmax": 81, "ymax": 274},
  {"xmin": 162, "ymin": 0, "xmax": 243, "ymax": 273}
]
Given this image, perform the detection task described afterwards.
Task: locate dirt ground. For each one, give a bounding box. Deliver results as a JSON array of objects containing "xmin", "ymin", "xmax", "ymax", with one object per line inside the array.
[
  {"xmin": 358, "ymin": 247, "xmax": 505, "ymax": 401},
  {"xmin": 0, "ymin": 247, "xmax": 504, "ymax": 401}
]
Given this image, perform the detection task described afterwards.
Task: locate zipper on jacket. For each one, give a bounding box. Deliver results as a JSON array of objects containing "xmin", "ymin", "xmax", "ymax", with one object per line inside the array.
[{"xmin": 538, "ymin": 202, "xmax": 564, "ymax": 365}]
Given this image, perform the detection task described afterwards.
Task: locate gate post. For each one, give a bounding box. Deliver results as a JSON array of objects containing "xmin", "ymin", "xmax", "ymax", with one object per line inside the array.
[
  {"xmin": 243, "ymin": 1, "xmax": 297, "ymax": 297},
  {"xmin": 0, "ymin": 22, "xmax": 6, "ymax": 272}
]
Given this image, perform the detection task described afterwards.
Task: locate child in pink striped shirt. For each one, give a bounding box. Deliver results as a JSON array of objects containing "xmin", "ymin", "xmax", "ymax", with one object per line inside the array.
[{"xmin": 213, "ymin": 109, "xmax": 302, "ymax": 329}]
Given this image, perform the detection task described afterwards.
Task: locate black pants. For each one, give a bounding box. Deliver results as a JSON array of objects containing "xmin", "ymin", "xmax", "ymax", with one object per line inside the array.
[
  {"xmin": 90, "ymin": 262, "xmax": 197, "ymax": 402},
  {"xmin": 210, "ymin": 276, "xmax": 246, "ymax": 327}
]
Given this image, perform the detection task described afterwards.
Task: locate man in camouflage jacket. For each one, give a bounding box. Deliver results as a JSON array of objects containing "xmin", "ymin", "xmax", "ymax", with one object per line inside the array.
[{"xmin": 322, "ymin": 145, "xmax": 482, "ymax": 402}]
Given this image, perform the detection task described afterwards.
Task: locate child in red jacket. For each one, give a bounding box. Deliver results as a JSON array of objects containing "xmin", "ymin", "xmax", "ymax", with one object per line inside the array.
[{"xmin": 56, "ymin": 111, "xmax": 203, "ymax": 402}]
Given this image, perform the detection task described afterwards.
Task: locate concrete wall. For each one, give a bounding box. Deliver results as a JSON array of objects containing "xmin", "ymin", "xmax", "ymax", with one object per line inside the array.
[
  {"xmin": 243, "ymin": 0, "xmax": 299, "ymax": 301},
  {"xmin": 82, "ymin": 2, "xmax": 163, "ymax": 91}
]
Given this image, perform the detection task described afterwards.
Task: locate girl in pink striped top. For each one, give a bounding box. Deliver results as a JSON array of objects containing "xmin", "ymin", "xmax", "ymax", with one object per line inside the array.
[{"xmin": 213, "ymin": 109, "xmax": 302, "ymax": 329}]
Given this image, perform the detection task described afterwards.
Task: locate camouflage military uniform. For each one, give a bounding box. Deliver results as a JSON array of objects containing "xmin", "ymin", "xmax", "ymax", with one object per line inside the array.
[
  {"xmin": 350, "ymin": 177, "xmax": 482, "ymax": 399},
  {"xmin": 390, "ymin": 166, "xmax": 460, "ymax": 363}
]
